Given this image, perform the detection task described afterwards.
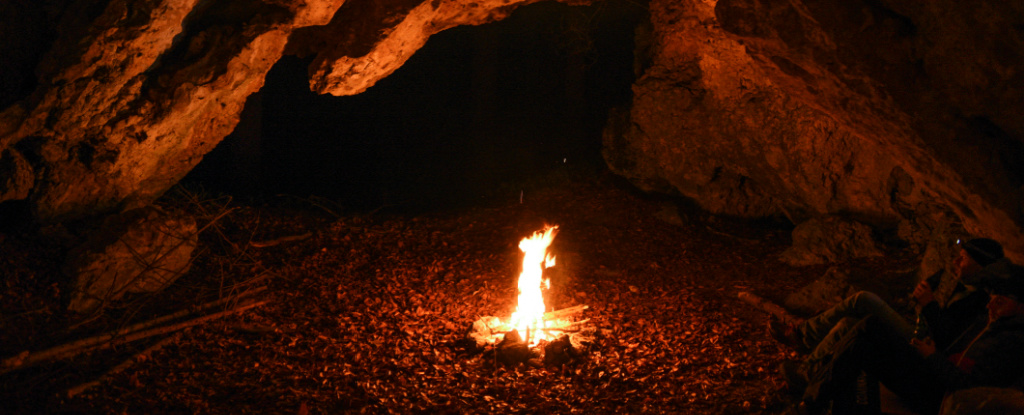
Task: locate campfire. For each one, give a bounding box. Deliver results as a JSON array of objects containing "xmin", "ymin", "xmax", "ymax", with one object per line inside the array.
[{"xmin": 467, "ymin": 225, "xmax": 592, "ymax": 366}]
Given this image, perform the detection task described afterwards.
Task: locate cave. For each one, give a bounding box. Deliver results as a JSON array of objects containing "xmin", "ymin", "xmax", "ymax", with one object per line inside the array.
[
  {"xmin": 185, "ymin": 1, "xmax": 641, "ymax": 212},
  {"xmin": 2, "ymin": 0, "xmax": 1024, "ymax": 413}
]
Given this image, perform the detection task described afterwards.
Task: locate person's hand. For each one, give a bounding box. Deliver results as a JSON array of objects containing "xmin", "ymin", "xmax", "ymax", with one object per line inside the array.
[
  {"xmin": 910, "ymin": 337, "xmax": 937, "ymax": 357},
  {"xmin": 912, "ymin": 281, "xmax": 935, "ymax": 309}
]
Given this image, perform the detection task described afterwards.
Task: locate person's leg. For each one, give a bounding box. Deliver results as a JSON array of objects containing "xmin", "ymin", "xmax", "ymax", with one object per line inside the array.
[
  {"xmin": 802, "ymin": 317, "xmax": 872, "ymax": 408},
  {"xmin": 804, "ymin": 317, "xmax": 860, "ymax": 367},
  {"xmin": 802, "ymin": 316, "xmax": 944, "ymax": 414},
  {"xmin": 799, "ymin": 291, "xmax": 913, "ymax": 349},
  {"xmin": 858, "ymin": 320, "xmax": 945, "ymax": 414}
]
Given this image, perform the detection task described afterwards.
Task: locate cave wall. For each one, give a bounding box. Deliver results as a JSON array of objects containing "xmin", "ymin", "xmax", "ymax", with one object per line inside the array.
[
  {"xmin": 0, "ymin": 0, "xmax": 564, "ymax": 223},
  {"xmin": 1, "ymin": 0, "xmax": 1023, "ymax": 260},
  {"xmin": 603, "ymin": 0, "xmax": 1024, "ymax": 259}
]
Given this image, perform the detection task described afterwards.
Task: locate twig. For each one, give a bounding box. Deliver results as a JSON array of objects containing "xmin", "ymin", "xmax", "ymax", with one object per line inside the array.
[
  {"xmin": 120, "ymin": 286, "xmax": 266, "ymax": 334},
  {"xmin": 65, "ymin": 333, "xmax": 180, "ymax": 398},
  {"xmin": 250, "ymin": 232, "xmax": 313, "ymax": 248},
  {"xmin": 1, "ymin": 298, "xmax": 268, "ymax": 374}
]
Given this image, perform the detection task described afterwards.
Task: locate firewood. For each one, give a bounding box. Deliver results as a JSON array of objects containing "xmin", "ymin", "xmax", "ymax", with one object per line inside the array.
[
  {"xmin": 544, "ymin": 318, "xmax": 591, "ymax": 329},
  {"xmin": 1, "ymin": 299, "xmax": 268, "ymax": 374},
  {"xmin": 543, "ymin": 305, "xmax": 588, "ymax": 320}
]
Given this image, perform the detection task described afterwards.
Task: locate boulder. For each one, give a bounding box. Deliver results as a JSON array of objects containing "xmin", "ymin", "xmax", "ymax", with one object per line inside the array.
[
  {"xmin": 784, "ymin": 266, "xmax": 913, "ymax": 316},
  {"xmin": 65, "ymin": 206, "xmax": 198, "ymax": 314},
  {"xmin": 606, "ymin": 0, "xmax": 1024, "ymax": 261},
  {"xmin": 780, "ymin": 217, "xmax": 883, "ymax": 266}
]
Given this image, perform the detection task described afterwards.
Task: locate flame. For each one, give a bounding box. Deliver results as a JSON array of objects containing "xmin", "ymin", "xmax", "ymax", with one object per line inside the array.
[{"xmin": 509, "ymin": 225, "xmax": 558, "ymax": 345}]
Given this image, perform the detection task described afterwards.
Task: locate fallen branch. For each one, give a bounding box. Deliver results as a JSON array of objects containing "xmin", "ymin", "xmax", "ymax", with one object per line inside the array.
[
  {"xmin": 1, "ymin": 299, "xmax": 269, "ymax": 374},
  {"xmin": 737, "ymin": 291, "xmax": 801, "ymax": 325},
  {"xmin": 122, "ymin": 286, "xmax": 267, "ymax": 335},
  {"xmin": 66, "ymin": 333, "xmax": 180, "ymax": 398},
  {"xmin": 250, "ymin": 232, "xmax": 313, "ymax": 248}
]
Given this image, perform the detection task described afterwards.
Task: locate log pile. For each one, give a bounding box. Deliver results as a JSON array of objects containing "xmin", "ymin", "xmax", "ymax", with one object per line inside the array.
[{"xmin": 465, "ymin": 305, "xmax": 595, "ymax": 367}]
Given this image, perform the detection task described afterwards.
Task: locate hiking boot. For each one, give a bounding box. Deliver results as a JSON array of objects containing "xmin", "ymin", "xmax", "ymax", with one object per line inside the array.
[
  {"xmin": 779, "ymin": 360, "xmax": 809, "ymax": 398},
  {"xmin": 769, "ymin": 318, "xmax": 808, "ymax": 354}
]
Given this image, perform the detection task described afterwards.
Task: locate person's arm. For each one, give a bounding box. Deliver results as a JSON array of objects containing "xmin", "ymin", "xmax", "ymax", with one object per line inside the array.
[
  {"xmin": 925, "ymin": 325, "xmax": 1024, "ymax": 391},
  {"xmin": 921, "ymin": 290, "xmax": 988, "ymax": 348}
]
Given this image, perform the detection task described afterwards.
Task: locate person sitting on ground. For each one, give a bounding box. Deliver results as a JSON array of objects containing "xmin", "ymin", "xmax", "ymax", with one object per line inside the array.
[
  {"xmin": 789, "ymin": 263, "xmax": 1024, "ymax": 415},
  {"xmin": 769, "ymin": 238, "xmax": 1004, "ymax": 361},
  {"xmin": 914, "ymin": 238, "xmax": 1006, "ymax": 350}
]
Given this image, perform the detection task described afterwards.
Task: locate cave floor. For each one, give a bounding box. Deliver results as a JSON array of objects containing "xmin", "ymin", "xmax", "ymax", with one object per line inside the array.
[{"xmin": 0, "ymin": 168, "xmax": 918, "ymax": 414}]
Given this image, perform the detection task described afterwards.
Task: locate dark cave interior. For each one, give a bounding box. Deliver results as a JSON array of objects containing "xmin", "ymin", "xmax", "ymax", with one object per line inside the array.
[
  {"xmin": 186, "ymin": 1, "xmax": 648, "ymax": 213},
  {"xmin": 5, "ymin": 1, "xmax": 1024, "ymax": 413}
]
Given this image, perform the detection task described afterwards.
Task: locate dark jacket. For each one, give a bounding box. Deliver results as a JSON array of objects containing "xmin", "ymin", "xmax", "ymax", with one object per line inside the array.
[
  {"xmin": 920, "ymin": 281, "xmax": 989, "ymax": 351},
  {"xmin": 925, "ymin": 314, "xmax": 1024, "ymax": 392}
]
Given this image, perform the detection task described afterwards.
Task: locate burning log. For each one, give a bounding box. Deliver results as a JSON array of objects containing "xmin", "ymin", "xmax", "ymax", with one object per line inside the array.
[
  {"xmin": 466, "ymin": 305, "xmax": 595, "ymax": 367},
  {"xmin": 465, "ymin": 226, "xmax": 596, "ymax": 367},
  {"xmin": 465, "ymin": 306, "xmax": 591, "ymax": 350}
]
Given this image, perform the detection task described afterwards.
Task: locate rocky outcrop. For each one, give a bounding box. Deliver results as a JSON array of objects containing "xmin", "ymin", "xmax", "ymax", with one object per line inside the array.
[
  {"xmin": 65, "ymin": 206, "xmax": 197, "ymax": 314},
  {"xmin": 2, "ymin": 0, "xmax": 1023, "ymax": 264},
  {"xmin": 605, "ymin": 0, "xmax": 1024, "ymax": 260},
  {"xmin": 0, "ymin": 0, "xmax": 559, "ymax": 224},
  {"xmin": 780, "ymin": 217, "xmax": 882, "ymax": 266},
  {"xmin": 0, "ymin": 0, "xmax": 331, "ymax": 222}
]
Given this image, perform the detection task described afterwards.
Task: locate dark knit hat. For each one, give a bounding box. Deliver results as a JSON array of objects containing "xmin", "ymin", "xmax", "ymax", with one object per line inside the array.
[
  {"xmin": 982, "ymin": 263, "xmax": 1024, "ymax": 300},
  {"xmin": 961, "ymin": 238, "xmax": 1004, "ymax": 267}
]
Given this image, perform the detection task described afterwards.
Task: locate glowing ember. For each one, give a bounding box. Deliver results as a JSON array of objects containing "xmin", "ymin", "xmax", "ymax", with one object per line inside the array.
[{"xmin": 509, "ymin": 225, "xmax": 558, "ymax": 345}]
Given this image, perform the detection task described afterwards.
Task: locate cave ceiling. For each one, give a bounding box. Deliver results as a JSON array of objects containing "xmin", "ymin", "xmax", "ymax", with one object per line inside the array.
[{"xmin": 1, "ymin": 0, "xmax": 1022, "ymax": 260}]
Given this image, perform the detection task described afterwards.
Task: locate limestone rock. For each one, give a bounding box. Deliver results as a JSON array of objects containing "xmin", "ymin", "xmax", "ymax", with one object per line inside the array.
[
  {"xmin": 784, "ymin": 266, "xmax": 911, "ymax": 316},
  {"xmin": 0, "ymin": 0, "xmax": 566, "ymax": 224},
  {"xmin": 780, "ymin": 217, "xmax": 883, "ymax": 266},
  {"xmin": 66, "ymin": 206, "xmax": 198, "ymax": 314},
  {"xmin": 0, "ymin": 148, "xmax": 32, "ymax": 201},
  {"xmin": 2, "ymin": 0, "xmax": 1024, "ymax": 267},
  {"xmin": 607, "ymin": 0, "xmax": 1024, "ymax": 261}
]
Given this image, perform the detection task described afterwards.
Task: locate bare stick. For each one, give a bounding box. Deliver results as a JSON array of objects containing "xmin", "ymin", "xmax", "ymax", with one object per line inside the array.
[
  {"xmin": 737, "ymin": 291, "xmax": 801, "ymax": 325},
  {"xmin": 250, "ymin": 232, "xmax": 313, "ymax": 248},
  {"xmin": 539, "ymin": 327, "xmax": 583, "ymax": 333},
  {"xmin": 66, "ymin": 333, "xmax": 180, "ymax": 398},
  {"xmin": 2, "ymin": 299, "xmax": 268, "ymax": 374},
  {"xmin": 543, "ymin": 305, "xmax": 588, "ymax": 320},
  {"xmin": 123, "ymin": 286, "xmax": 267, "ymax": 335}
]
